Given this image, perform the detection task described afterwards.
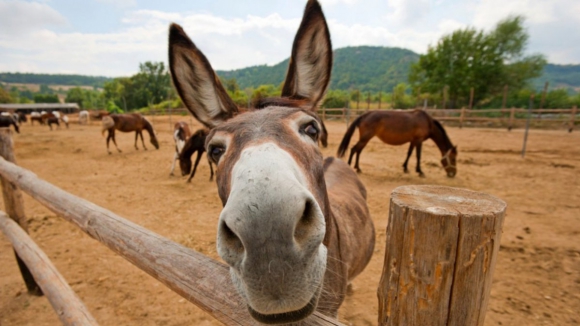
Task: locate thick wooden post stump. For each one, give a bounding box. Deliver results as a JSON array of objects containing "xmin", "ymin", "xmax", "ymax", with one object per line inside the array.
[
  {"xmin": 0, "ymin": 128, "xmax": 42, "ymax": 295},
  {"xmin": 378, "ymin": 185, "xmax": 506, "ymax": 326}
]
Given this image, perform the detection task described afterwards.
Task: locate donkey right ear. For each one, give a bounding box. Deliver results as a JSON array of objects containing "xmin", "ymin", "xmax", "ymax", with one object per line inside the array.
[{"xmin": 168, "ymin": 23, "xmax": 238, "ymax": 129}]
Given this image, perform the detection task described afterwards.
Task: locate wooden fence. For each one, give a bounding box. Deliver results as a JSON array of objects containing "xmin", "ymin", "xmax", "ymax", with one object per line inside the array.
[
  {"xmin": 137, "ymin": 106, "xmax": 578, "ymax": 132},
  {"xmin": 317, "ymin": 106, "xmax": 578, "ymax": 132},
  {"xmin": 0, "ymin": 127, "xmax": 507, "ymax": 325}
]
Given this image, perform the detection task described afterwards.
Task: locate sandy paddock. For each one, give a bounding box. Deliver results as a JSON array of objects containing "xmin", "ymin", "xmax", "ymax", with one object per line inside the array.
[{"xmin": 0, "ymin": 115, "xmax": 579, "ymax": 326}]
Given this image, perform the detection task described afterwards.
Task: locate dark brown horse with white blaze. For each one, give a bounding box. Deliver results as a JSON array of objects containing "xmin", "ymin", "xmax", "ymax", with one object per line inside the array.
[
  {"xmin": 337, "ymin": 110, "xmax": 458, "ymax": 177},
  {"xmin": 101, "ymin": 113, "xmax": 159, "ymax": 154},
  {"xmin": 170, "ymin": 122, "xmax": 214, "ymax": 182},
  {"xmin": 178, "ymin": 128, "xmax": 214, "ymax": 182},
  {"xmin": 168, "ymin": 0, "xmax": 374, "ymax": 323}
]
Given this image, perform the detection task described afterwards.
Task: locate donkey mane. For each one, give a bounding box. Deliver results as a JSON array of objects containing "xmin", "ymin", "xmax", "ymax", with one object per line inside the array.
[{"xmin": 253, "ymin": 97, "xmax": 310, "ymax": 110}]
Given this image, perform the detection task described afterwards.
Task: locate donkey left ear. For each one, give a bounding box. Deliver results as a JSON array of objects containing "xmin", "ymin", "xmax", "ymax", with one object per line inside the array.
[
  {"xmin": 281, "ymin": 0, "xmax": 332, "ymax": 109},
  {"xmin": 168, "ymin": 23, "xmax": 239, "ymax": 129}
]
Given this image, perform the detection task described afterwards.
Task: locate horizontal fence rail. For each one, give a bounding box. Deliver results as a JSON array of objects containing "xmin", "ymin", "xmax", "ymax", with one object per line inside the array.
[
  {"xmin": 0, "ymin": 154, "xmax": 343, "ymax": 326},
  {"xmin": 0, "ymin": 212, "xmax": 99, "ymax": 326}
]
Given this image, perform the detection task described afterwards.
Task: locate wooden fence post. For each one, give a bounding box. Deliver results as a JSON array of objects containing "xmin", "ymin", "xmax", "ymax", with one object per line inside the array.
[
  {"xmin": 508, "ymin": 107, "xmax": 516, "ymax": 131},
  {"xmin": 469, "ymin": 87, "xmax": 474, "ymax": 111},
  {"xmin": 378, "ymin": 91, "xmax": 382, "ymax": 110},
  {"xmin": 569, "ymin": 106, "xmax": 577, "ymax": 133},
  {"xmin": 459, "ymin": 106, "xmax": 466, "ymax": 129},
  {"xmin": 0, "ymin": 128, "xmax": 43, "ymax": 295},
  {"xmin": 378, "ymin": 185, "xmax": 506, "ymax": 326},
  {"xmin": 367, "ymin": 92, "xmax": 371, "ymax": 111}
]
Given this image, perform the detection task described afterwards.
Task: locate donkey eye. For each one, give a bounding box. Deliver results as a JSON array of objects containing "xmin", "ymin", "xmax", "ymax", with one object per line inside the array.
[
  {"xmin": 209, "ymin": 146, "xmax": 225, "ymax": 163},
  {"xmin": 301, "ymin": 122, "xmax": 319, "ymax": 141}
]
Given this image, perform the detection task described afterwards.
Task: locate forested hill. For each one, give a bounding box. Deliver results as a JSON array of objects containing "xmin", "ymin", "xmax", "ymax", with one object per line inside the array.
[
  {"xmin": 531, "ymin": 64, "xmax": 580, "ymax": 92},
  {"xmin": 1, "ymin": 48, "xmax": 579, "ymax": 93},
  {"xmin": 0, "ymin": 73, "xmax": 112, "ymax": 88},
  {"xmin": 217, "ymin": 46, "xmax": 420, "ymax": 92}
]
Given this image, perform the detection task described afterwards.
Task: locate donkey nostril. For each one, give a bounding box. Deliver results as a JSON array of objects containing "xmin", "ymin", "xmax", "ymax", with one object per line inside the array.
[
  {"xmin": 294, "ymin": 199, "xmax": 314, "ymax": 243},
  {"xmin": 219, "ymin": 220, "xmax": 244, "ymax": 255}
]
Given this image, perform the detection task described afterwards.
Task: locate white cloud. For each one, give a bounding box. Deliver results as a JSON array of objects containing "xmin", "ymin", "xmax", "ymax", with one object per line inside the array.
[
  {"xmin": 0, "ymin": 0, "xmax": 578, "ymax": 76},
  {"xmin": 0, "ymin": 0, "xmax": 67, "ymax": 35},
  {"xmin": 385, "ymin": 0, "xmax": 431, "ymax": 26},
  {"xmin": 95, "ymin": 0, "xmax": 136, "ymax": 9}
]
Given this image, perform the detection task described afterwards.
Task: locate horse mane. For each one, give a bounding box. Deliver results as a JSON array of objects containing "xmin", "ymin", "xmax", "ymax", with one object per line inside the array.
[
  {"xmin": 142, "ymin": 116, "xmax": 157, "ymax": 139},
  {"xmin": 431, "ymin": 118, "xmax": 454, "ymax": 149},
  {"xmin": 179, "ymin": 128, "xmax": 208, "ymax": 160}
]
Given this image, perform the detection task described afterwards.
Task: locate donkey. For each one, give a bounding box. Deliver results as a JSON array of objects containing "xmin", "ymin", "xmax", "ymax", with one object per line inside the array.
[
  {"xmin": 168, "ymin": 0, "xmax": 375, "ymax": 323},
  {"xmin": 101, "ymin": 113, "xmax": 159, "ymax": 154}
]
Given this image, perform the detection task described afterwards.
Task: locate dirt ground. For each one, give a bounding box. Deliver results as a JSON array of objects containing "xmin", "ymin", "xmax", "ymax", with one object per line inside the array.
[{"xmin": 1, "ymin": 115, "xmax": 579, "ymax": 326}]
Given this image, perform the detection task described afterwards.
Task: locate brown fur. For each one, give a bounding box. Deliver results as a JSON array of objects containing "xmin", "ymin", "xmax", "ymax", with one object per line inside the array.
[
  {"xmin": 101, "ymin": 113, "xmax": 159, "ymax": 154},
  {"xmin": 337, "ymin": 110, "xmax": 458, "ymax": 177}
]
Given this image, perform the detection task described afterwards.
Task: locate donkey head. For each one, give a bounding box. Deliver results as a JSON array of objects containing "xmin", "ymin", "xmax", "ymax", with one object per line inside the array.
[{"xmin": 169, "ymin": 0, "xmax": 332, "ymax": 323}]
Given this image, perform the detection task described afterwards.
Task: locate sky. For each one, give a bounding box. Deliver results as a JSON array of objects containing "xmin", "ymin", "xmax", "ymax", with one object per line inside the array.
[{"xmin": 0, "ymin": 0, "xmax": 579, "ymax": 77}]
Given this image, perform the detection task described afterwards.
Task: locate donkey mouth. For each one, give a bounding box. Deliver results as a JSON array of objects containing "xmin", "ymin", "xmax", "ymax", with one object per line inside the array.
[{"xmin": 247, "ymin": 292, "xmax": 319, "ymax": 325}]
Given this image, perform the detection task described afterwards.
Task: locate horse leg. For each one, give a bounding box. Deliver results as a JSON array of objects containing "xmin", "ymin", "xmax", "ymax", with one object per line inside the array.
[
  {"xmin": 169, "ymin": 151, "xmax": 178, "ymax": 176},
  {"xmin": 134, "ymin": 132, "xmax": 139, "ymax": 150},
  {"xmin": 106, "ymin": 131, "xmax": 112, "ymax": 155},
  {"xmin": 139, "ymin": 131, "xmax": 147, "ymax": 150},
  {"xmin": 403, "ymin": 143, "xmax": 415, "ymax": 173},
  {"xmin": 111, "ymin": 130, "xmax": 122, "ymax": 153},
  {"xmin": 352, "ymin": 139, "xmax": 371, "ymax": 173},
  {"xmin": 415, "ymin": 142, "xmax": 425, "ymax": 177},
  {"xmin": 187, "ymin": 151, "xmax": 203, "ymax": 183}
]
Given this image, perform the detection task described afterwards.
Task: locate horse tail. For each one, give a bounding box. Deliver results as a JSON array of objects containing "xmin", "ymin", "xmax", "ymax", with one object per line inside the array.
[
  {"xmin": 101, "ymin": 116, "xmax": 114, "ymax": 136},
  {"xmin": 337, "ymin": 114, "xmax": 365, "ymax": 158}
]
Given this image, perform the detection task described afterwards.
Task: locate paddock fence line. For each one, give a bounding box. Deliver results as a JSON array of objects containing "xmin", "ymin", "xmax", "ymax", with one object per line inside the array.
[
  {"xmin": 0, "ymin": 127, "xmax": 508, "ymax": 326},
  {"xmin": 136, "ymin": 106, "xmax": 578, "ymax": 132},
  {"xmin": 316, "ymin": 106, "xmax": 578, "ymax": 132}
]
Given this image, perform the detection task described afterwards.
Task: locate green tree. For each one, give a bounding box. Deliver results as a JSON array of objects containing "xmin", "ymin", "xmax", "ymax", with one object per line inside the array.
[
  {"xmin": 33, "ymin": 93, "xmax": 59, "ymax": 103},
  {"xmin": 0, "ymin": 87, "xmax": 13, "ymax": 103},
  {"xmin": 65, "ymin": 87, "xmax": 85, "ymax": 107},
  {"xmin": 409, "ymin": 16, "xmax": 546, "ymax": 108}
]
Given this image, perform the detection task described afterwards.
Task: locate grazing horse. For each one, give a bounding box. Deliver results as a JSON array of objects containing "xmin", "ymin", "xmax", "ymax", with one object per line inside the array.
[
  {"xmin": 179, "ymin": 128, "xmax": 214, "ymax": 183},
  {"xmin": 101, "ymin": 113, "xmax": 159, "ymax": 154},
  {"xmin": 46, "ymin": 116, "xmax": 60, "ymax": 130},
  {"xmin": 17, "ymin": 112, "xmax": 27, "ymax": 124},
  {"xmin": 78, "ymin": 110, "xmax": 89, "ymax": 124},
  {"xmin": 170, "ymin": 121, "xmax": 192, "ymax": 176},
  {"xmin": 168, "ymin": 0, "xmax": 375, "ymax": 322},
  {"xmin": 61, "ymin": 115, "xmax": 69, "ymax": 129},
  {"xmin": 337, "ymin": 110, "xmax": 458, "ymax": 177},
  {"xmin": 0, "ymin": 116, "xmax": 20, "ymax": 133},
  {"xmin": 92, "ymin": 110, "xmax": 109, "ymax": 121},
  {"xmin": 30, "ymin": 112, "xmax": 43, "ymax": 125}
]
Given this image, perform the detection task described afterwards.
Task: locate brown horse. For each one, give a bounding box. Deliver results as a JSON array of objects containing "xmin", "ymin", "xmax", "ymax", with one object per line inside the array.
[
  {"xmin": 168, "ymin": 0, "xmax": 375, "ymax": 323},
  {"xmin": 101, "ymin": 113, "xmax": 159, "ymax": 154},
  {"xmin": 46, "ymin": 116, "xmax": 60, "ymax": 130},
  {"xmin": 0, "ymin": 116, "xmax": 20, "ymax": 133},
  {"xmin": 337, "ymin": 109, "xmax": 458, "ymax": 177},
  {"xmin": 178, "ymin": 128, "xmax": 214, "ymax": 183}
]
